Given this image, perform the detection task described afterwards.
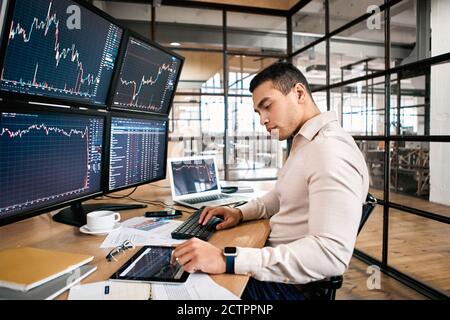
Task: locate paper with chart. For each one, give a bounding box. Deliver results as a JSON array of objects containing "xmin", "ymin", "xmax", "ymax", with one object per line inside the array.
[
  {"xmin": 151, "ymin": 273, "xmax": 240, "ymax": 300},
  {"xmin": 100, "ymin": 217, "xmax": 184, "ymax": 248}
]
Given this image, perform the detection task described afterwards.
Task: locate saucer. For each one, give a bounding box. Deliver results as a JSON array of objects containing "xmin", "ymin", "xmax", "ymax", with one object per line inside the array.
[{"xmin": 79, "ymin": 223, "xmax": 121, "ymax": 235}]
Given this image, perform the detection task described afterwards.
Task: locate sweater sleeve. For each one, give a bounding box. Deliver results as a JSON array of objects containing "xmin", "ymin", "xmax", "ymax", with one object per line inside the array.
[{"xmin": 238, "ymin": 188, "xmax": 280, "ymax": 221}]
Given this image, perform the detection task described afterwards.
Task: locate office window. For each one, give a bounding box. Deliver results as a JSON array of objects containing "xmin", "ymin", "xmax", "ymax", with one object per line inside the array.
[
  {"xmin": 356, "ymin": 140, "xmax": 386, "ymax": 200},
  {"xmin": 291, "ymin": 0, "xmax": 325, "ymax": 52},
  {"xmin": 331, "ymin": 77, "xmax": 386, "ymax": 136},
  {"xmin": 329, "ymin": 0, "xmax": 384, "ymax": 32},
  {"xmin": 226, "ymin": 95, "xmax": 284, "ymax": 181},
  {"xmin": 391, "ymin": 0, "xmax": 450, "ymax": 66},
  {"xmin": 390, "ymin": 74, "xmax": 427, "ymax": 136},
  {"xmin": 312, "ymin": 91, "xmax": 327, "ymax": 112},
  {"xmin": 155, "ymin": 6, "xmax": 223, "ymax": 50},
  {"xmin": 169, "ymin": 96, "xmax": 202, "ymax": 137},
  {"xmin": 293, "ymin": 41, "xmax": 326, "ymax": 88},
  {"xmin": 390, "ymin": 0, "xmax": 418, "ymax": 67},
  {"xmin": 93, "ymin": 1, "xmax": 154, "ymax": 40},
  {"xmin": 169, "ymin": 94, "xmax": 225, "ymax": 179},
  {"xmin": 389, "ymin": 62, "xmax": 450, "ymax": 137},
  {"xmin": 176, "ymin": 51, "xmax": 224, "ymax": 94},
  {"xmin": 330, "ymin": 19, "xmax": 385, "ymax": 84},
  {"xmin": 227, "ymin": 12, "xmax": 287, "ymax": 55},
  {"xmin": 389, "ymin": 141, "xmax": 450, "ymax": 217},
  {"xmin": 390, "ymin": 140, "xmax": 429, "ymax": 200},
  {"xmin": 226, "ymin": 54, "xmax": 281, "ymax": 180}
]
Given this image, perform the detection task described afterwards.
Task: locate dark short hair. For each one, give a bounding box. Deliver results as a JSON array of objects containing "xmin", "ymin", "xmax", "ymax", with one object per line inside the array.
[{"xmin": 249, "ymin": 62, "xmax": 312, "ymax": 96}]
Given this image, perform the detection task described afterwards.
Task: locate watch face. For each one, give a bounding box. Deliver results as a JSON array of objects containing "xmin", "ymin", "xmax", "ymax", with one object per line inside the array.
[{"xmin": 224, "ymin": 247, "xmax": 237, "ymax": 255}]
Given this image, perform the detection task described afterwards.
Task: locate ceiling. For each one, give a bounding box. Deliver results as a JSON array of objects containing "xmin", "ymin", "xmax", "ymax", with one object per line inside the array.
[{"xmin": 188, "ymin": 0, "xmax": 301, "ymax": 11}]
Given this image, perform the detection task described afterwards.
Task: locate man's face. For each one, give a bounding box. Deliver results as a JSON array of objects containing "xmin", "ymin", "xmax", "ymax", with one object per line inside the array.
[{"xmin": 252, "ymin": 80, "xmax": 304, "ymax": 140}]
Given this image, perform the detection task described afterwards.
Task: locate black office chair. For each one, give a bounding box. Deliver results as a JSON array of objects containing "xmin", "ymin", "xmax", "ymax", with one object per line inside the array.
[{"xmin": 300, "ymin": 193, "xmax": 377, "ymax": 300}]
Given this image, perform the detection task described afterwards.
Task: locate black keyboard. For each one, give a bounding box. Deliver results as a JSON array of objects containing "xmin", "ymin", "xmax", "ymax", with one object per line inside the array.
[
  {"xmin": 171, "ymin": 208, "xmax": 223, "ymax": 241},
  {"xmin": 183, "ymin": 194, "xmax": 229, "ymax": 205}
]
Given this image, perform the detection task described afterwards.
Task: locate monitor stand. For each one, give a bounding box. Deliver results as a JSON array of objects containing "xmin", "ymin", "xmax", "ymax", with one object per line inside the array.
[{"xmin": 52, "ymin": 201, "xmax": 147, "ymax": 227}]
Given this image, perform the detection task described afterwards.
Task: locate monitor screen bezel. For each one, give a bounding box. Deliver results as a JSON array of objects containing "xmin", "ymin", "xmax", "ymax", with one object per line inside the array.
[
  {"xmin": 0, "ymin": 101, "xmax": 108, "ymax": 227},
  {"xmin": 0, "ymin": 0, "xmax": 9, "ymax": 45},
  {"xmin": 0, "ymin": 0, "xmax": 126, "ymax": 109},
  {"xmin": 107, "ymin": 29, "xmax": 185, "ymax": 117},
  {"xmin": 105, "ymin": 111, "xmax": 169, "ymax": 194}
]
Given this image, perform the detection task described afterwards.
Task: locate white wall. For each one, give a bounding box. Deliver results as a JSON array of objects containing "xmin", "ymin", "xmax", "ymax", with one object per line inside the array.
[{"xmin": 430, "ymin": 0, "xmax": 450, "ymax": 205}]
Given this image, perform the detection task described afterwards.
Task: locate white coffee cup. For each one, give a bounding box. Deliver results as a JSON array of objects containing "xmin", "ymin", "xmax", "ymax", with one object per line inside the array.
[{"xmin": 86, "ymin": 211, "xmax": 121, "ymax": 231}]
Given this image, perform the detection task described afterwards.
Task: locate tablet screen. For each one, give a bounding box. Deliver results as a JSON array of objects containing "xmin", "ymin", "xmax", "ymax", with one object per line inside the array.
[{"xmin": 110, "ymin": 246, "xmax": 189, "ymax": 283}]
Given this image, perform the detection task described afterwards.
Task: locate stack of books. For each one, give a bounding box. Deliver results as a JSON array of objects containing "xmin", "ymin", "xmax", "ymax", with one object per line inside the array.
[{"xmin": 0, "ymin": 247, "xmax": 97, "ymax": 300}]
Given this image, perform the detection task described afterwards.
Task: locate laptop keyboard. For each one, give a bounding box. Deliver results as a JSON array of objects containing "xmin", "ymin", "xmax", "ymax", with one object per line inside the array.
[
  {"xmin": 183, "ymin": 194, "xmax": 229, "ymax": 204},
  {"xmin": 171, "ymin": 208, "xmax": 222, "ymax": 241}
]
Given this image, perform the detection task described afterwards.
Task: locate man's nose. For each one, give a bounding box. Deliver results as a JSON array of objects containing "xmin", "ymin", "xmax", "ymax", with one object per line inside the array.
[{"xmin": 260, "ymin": 116, "xmax": 269, "ymax": 126}]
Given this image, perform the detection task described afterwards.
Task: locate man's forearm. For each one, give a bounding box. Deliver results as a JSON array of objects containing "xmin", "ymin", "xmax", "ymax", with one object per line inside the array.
[{"xmin": 239, "ymin": 189, "xmax": 280, "ymax": 221}]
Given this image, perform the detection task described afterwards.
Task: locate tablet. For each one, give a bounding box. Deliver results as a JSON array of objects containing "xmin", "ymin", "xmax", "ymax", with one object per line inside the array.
[{"xmin": 110, "ymin": 246, "xmax": 189, "ymax": 284}]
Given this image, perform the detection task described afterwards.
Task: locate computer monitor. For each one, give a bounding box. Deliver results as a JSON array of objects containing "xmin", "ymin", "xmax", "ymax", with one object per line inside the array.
[
  {"xmin": 169, "ymin": 156, "xmax": 219, "ymax": 197},
  {"xmin": 110, "ymin": 33, "xmax": 184, "ymax": 115},
  {"xmin": 0, "ymin": 103, "xmax": 105, "ymax": 227},
  {"xmin": 0, "ymin": 0, "xmax": 123, "ymax": 107},
  {"xmin": 108, "ymin": 114, "xmax": 168, "ymax": 192}
]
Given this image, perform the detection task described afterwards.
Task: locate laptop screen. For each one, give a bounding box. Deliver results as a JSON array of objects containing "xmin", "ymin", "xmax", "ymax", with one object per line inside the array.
[{"xmin": 171, "ymin": 158, "xmax": 219, "ymax": 196}]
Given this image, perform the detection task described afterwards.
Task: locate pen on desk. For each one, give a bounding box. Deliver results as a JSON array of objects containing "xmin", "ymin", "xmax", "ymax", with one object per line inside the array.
[
  {"xmin": 170, "ymin": 246, "xmax": 179, "ymax": 265},
  {"xmin": 232, "ymin": 201, "xmax": 247, "ymax": 208}
]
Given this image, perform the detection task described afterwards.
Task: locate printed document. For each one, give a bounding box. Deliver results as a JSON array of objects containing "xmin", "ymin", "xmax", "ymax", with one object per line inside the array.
[
  {"xmin": 101, "ymin": 217, "xmax": 184, "ymax": 248},
  {"xmin": 152, "ymin": 273, "xmax": 240, "ymax": 300}
]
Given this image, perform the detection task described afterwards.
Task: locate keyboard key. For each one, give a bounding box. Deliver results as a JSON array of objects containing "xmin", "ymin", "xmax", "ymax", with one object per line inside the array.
[
  {"xmin": 184, "ymin": 194, "xmax": 229, "ymax": 204},
  {"xmin": 171, "ymin": 208, "xmax": 222, "ymax": 241}
]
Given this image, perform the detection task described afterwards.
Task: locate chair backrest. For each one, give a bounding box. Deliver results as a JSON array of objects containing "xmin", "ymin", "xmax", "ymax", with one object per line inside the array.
[{"xmin": 358, "ymin": 193, "xmax": 377, "ymax": 235}]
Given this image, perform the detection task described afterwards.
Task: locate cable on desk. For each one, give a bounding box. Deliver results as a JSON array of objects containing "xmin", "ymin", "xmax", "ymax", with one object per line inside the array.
[
  {"xmin": 147, "ymin": 184, "xmax": 171, "ymax": 189},
  {"xmin": 127, "ymin": 196, "xmax": 192, "ymax": 214},
  {"xmin": 101, "ymin": 187, "xmax": 139, "ymax": 199}
]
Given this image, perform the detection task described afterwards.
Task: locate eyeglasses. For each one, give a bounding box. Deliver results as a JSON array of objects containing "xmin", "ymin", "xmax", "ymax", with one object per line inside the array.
[{"xmin": 106, "ymin": 240, "xmax": 135, "ymax": 262}]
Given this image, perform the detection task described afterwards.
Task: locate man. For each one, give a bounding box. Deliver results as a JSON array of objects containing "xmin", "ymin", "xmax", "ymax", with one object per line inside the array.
[{"xmin": 171, "ymin": 62, "xmax": 369, "ymax": 300}]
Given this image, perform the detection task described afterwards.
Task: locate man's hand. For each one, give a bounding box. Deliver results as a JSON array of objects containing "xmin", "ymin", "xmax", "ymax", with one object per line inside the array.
[
  {"xmin": 198, "ymin": 206, "xmax": 243, "ymax": 230},
  {"xmin": 170, "ymin": 238, "xmax": 226, "ymax": 274}
]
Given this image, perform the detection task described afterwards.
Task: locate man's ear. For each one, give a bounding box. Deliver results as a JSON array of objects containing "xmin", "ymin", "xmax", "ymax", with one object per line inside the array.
[{"xmin": 294, "ymin": 83, "xmax": 308, "ymax": 103}]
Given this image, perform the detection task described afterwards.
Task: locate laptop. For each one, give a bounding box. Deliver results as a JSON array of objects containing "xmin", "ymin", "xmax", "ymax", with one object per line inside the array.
[{"xmin": 168, "ymin": 156, "xmax": 248, "ymax": 209}]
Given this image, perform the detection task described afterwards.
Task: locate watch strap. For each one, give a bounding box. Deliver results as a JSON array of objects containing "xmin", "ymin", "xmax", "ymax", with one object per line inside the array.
[{"xmin": 225, "ymin": 255, "xmax": 235, "ymax": 274}]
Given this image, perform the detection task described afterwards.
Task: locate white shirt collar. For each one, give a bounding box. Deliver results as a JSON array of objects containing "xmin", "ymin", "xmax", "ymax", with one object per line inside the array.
[{"xmin": 296, "ymin": 111, "xmax": 338, "ymax": 141}]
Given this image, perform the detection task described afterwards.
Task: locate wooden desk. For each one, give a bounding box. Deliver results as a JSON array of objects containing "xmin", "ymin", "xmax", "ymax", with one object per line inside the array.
[{"xmin": 0, "ymin": 181, "xmax": 273, "ymax": 299}]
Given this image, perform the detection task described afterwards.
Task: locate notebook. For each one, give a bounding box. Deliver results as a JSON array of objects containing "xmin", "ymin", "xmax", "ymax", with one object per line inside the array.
[
  {"xmin": 68, "ymin": 281, "xmax": 150, "ymax": 300},
  {"xmin": 0, "ymin": 264, "xmax": 97, "ymax": 300},
  {"xmin": 0, "ymin": 247, "xmax": 94, "ymax": 292},
  {"xmin": 168, "ymin": 155, "xmax": 248, "ymax": 209}
]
